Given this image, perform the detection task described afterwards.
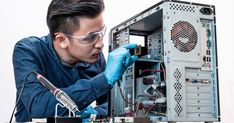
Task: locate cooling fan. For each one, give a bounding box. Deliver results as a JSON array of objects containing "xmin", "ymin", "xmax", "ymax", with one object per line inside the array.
[{"xmin": 171, "ymin": 21, "xmax": 198, "ymax": 52}]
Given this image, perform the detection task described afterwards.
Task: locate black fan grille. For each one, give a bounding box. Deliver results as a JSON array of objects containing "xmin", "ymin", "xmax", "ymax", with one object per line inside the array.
[{"xmin": 171, "ymin": 21, "xmax": 197, "ymax": 52}]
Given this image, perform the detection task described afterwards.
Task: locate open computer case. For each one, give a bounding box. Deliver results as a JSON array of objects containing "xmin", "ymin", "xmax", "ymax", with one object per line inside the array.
[{"xmin": 108, "ymin": 0, "xmax": 220, "ymax": 122}]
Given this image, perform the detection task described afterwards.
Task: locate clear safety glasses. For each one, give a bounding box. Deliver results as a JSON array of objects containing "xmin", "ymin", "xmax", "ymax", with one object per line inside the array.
[{"xmin": 64, "ymin": 26, "xmax": 106, "ymax": 45}]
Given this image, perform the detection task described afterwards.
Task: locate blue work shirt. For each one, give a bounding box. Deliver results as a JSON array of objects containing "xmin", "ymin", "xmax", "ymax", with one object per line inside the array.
[{"xmin": 12, "ymin": 34, "xmax": 111, "ymax": 122}]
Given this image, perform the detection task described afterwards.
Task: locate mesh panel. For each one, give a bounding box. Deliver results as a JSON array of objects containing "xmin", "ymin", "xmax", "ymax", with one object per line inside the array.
[
  {"xmin": 169, "ymin": 3, "xmax": 195, "ymax": 12},
  {"xmin": 173, "ymin": 68, "xmax": 183, "ymax": 116},
  {"xmin": 171, "ymin": 21, "xmax": 198, "ymax": 52}
]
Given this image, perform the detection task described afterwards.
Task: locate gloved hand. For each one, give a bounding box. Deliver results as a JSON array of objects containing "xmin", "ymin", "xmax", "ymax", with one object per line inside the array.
[
  {"xmin": 104, "ymin": 44, "xmax": 138, "ymax": 87},
  {"xmin": 79, "ymin": 106, "xmax": 98, "ymax": 118}
]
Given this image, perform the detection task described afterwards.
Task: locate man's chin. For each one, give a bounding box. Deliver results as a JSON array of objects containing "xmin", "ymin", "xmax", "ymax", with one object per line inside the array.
[{"xmin": 84, "ymin": 57, "xmax": 99, "ymax": 64}]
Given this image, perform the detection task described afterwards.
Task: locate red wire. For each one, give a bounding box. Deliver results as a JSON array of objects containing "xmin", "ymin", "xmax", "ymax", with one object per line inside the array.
[{"xmin": 142, "ymin": 69, "xmax": 164, "ymax": 74}]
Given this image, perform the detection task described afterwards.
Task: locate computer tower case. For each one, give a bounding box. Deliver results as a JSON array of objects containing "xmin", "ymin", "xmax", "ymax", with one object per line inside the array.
[{"xmin": 109, "ymin": 0, "xmax": 220, "ymax": 122}]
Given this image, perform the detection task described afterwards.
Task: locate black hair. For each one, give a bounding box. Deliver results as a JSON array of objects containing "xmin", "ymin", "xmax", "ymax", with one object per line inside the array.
[{"xmin": 46, "ymin": 0, "xmax": 105, "ymax": 40}]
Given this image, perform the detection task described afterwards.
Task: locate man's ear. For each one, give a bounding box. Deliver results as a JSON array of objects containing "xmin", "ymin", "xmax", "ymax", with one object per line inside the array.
[{"xmin": 54, "ymin": 33, "xmax": 69, "ymax": 49}]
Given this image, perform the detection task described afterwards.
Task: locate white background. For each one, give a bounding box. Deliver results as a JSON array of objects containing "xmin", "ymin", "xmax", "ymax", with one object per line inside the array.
[{"xmin": 0, "ymin": 0, "xmax": 233, "ymax": 122}]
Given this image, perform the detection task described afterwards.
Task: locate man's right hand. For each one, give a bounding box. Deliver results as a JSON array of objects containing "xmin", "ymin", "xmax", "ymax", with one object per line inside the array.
[{"xmin": 104, "ymin": 44, "xmax": 138, "ymax": 87}]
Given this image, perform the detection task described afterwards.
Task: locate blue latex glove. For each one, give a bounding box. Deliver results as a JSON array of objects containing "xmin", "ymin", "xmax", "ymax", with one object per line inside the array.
[
  {"xmin": 80, "ymin": 106, "xmax": 98, "ymax": 118},
  {"xmin": 104, "ymin": 44, "xmax": 138, "ymax": 87}
]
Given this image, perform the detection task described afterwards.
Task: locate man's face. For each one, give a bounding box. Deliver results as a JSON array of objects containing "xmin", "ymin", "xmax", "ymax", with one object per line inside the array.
[{"xmin": 66, "ymin": 14, "xmax": 105, "ymax": 63}]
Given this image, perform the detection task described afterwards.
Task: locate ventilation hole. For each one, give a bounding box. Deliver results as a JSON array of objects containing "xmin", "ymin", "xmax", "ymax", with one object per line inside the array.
[
  {"xmin": 170, "ymin": 3, "xmax": 195, "ymax": 12},
  {"xmin": 174, "ymin": 82, "xmax": 182, "ymax": 91},
  {"xmin": 171, "ymin": 21, "xmax": 198, "ymax": 52},
  {"xmin": 174, "ymin": 92, "xmax": 182, "ymax": 102},
  {"xmin": 173, "ymin": 68, "xmax": 182, "ymax": 81},
  {"xmin": 174, "ymin": 103, "xmax": 183, "ymax": 115},
  {"xmin": 173, "ymin": 68, "xmax": 183, "ymax": 116}
]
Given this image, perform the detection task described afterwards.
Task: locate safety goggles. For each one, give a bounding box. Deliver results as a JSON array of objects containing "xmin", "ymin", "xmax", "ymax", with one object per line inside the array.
[{"xmin": 64, "ymin": 26, "xmax": 106, "ymax": 45}]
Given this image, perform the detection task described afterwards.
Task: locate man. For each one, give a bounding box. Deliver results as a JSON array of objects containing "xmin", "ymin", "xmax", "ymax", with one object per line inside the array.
[{"xmin": 12, "ymin": 0, "xmax": 137, "ymax": 122}]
